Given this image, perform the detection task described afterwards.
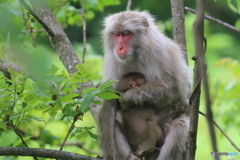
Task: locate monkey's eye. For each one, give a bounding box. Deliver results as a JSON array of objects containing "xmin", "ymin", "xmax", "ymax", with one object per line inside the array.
[
  {"xmin": 112, "ymin": 31, "xmax": 120, "ymax": 36},
  {"xmin": 123, "ymin": 30, "xmax": 130, "ymax": 36}
]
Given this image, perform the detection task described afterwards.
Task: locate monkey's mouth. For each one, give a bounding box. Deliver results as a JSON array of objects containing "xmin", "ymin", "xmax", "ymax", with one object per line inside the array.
[
  {"xmin": 117, "ymin": 53, "xmax": 131, "ymax": 60},
  {"xmin": 118, "ymin": 54, "xmax": 129, "ymax": 59}
]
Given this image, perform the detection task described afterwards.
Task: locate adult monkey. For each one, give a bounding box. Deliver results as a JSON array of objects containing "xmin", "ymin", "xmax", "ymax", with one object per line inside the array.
[{"xmin": 98, "ymin": 11, "xmax": 191, "ymax": 160}]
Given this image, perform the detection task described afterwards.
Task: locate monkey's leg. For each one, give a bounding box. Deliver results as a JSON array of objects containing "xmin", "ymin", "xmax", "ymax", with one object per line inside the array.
[
  {"xmin": 157, "ymin": 115, "xmax": 189, "ymax": 160},
  {"xmin": 98, "ymin": 100, "xmax": 117, "ymax": 160},
  {"xmin": 114, "ymin": 121, "xmax": 141, "ymax": 160}
]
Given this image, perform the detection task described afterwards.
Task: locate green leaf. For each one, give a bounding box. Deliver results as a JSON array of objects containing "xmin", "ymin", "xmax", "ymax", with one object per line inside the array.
[
  {"xmin": 85, "ymin": 10, "xmax": 95, "ymax": 19},
  {"xmin": 0, "ymin": 122, "xmax": 7, "ymax": 130},
  {"xmin": 61, "ymin": 93, "xmax": 79, "ymax": 103},
  {"xmin": 12, "ymin": 136, "xmax": 32, "ymax": 147},
  {"xmin": 0, "ymin": 110, "xmax": 13, "ymax": 117},
  {"xmin": 62, "ymin": 105, "xmax": 78, "ymax": 116},
  {"xmin": 0, "ymin": 102, "xmax": 12, "ymax": 110},
  {"xmin": 20, "ymin": 116, "xmax": 33, "ymax": 124},
  {"xmin": 34, "ymin": 103, "xmax": 49, "ymax": 111},
  {"xmin": 236, "ymin": 0, "xmax": 240, "ymax": 13},
  {"xmin": 82, "ymin": 87, "xmax": 98, "ymax": 93},
  {"xmin": 98, "ymin": 79, "xmax": 115, "ymax": 89},
  {"xmin": 84, "ymin": 88, "xmax": 101, "ymax": 96},
  {"xmin": 235, "ymin": 19, "xmax": 240, "ymax": 28},
  {"xmin": 76, "ymin": 130, "xmax": 88, "ymax": 139},
  {"xmin": 86, "ymin": 0, "xmax": 98, "ymax": 8},
  {"xmin": 87, "ymin": 130, "xmax": 98, "ymax": 141},
  {"xmin": 101, "ymin": 0, "xmax": 121, "ymax": 6},
  {"xmin": 81, "ymin": 96, "xmax": 94, "ymax": 113},
  {"xmin": 92, "ymin": 100, "xmax": 102, "ymax": 105},
  {"xmin": 49, "ymin": 65, "xmax": 59, "ymax": 75},
  {"xmin": 48, "ymin": 109, "xmax": 57, "ymax": 117},
  {"xmin": 228, "ymin": 0, "xmax": 239, "ymax": 13},
  {"xmin": 97, "ymin": 92, "xmax": 120, "ymax": 100},
  {"xmin": 32, "ymin": 117, "xmax": 45, "ymax": 122}
]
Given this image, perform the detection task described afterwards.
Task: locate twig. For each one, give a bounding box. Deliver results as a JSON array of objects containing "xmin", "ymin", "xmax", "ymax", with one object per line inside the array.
[
  {"xmin": 0, "ymin": 147, "xmax": 101, "ymax": 160},
  {"xmin": 19, "ymin": 0, "xmax": 55, "ymax": 37},
  {"xmin": 126, "ymin": 0, "xmax": 132, "ymax": 11},
  {"xmin": 59, "ymin": 113, "xmax": 82, "ymax": 151},
  {"xmin": 199, "ymin": 111, "xmax": 240, "ymax": 152},
  {"xmin": 81, "ymin": 0, "xmax": 87, "ymax": 64},
  {"xmin": 185, "ymin": 7, "xmax": 240, "ymax": 34},
  {"xmin": 6, "ymin": 122, "xmax": 38, "ymax": 160}
]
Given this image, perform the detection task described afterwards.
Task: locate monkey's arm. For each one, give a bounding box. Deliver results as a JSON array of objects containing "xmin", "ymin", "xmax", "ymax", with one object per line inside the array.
[{"xmin": 120, "ymin": 81, "xmax": 180, "ymax": 109}]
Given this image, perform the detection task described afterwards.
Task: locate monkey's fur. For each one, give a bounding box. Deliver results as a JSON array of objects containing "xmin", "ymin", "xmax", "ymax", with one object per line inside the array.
[
  {"xmin": 116, "ymin": 72, "xmax": 181, "ymax": 160},
  {"xmin": 116, "ymin": 72, "xmax": 146, "ymax": 93},
  {"xmin": 98, "ymin": 11, "xmax": 190, "ymax": 160}
]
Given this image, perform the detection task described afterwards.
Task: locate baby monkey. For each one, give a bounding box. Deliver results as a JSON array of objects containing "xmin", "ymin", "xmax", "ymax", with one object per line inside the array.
[
  {"xmin": 117, "ymin": 72, "xmax": 146, "ymax": 93},
  {"xmin": 116, "ymin": 72, "xmax": 179, "ymax": 159}
]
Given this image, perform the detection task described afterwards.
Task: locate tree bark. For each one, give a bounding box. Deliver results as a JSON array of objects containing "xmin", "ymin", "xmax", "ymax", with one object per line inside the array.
[
  {"xmin": 187, "ymin": 0, "xmax": 219, "ymax": 159},
  {"xmin": 170, "ymin": 0, "xmax": 188, "ymax": 64},
  {"xmin": 0, "ymin": 147, "xmax": 101, "ymax": 160}
]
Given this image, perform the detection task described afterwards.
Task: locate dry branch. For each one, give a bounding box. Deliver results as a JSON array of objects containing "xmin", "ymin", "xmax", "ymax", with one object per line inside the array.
[
  {"xmin": 194, "ymin": 0, "xmax": 219, "ymax": 158},
  {"xmin": 0, "ymin": 60, "xmax": 23, "ymax": 73},
  {"xmin": 81, "ymin": 0, "xmax": 87, "ymax": 63},
  {"xmin": 199, "ymin": 111, "xmax": 240, "ymax": 152},
  {"xmin": 187, "ymin": 0, "xmax": 205, "ymax": 159},
  {"xmin": 185, "ymin": 7, "xmax": 240, "ymax": 34},
  {"xmin": 0, "ymin": 147, "xmax": 101, "ymax": 160},
  {"xmin": 126, "ymin": 0, "xmax": 132, "ymax": 11},
  {"xmin": 189, "ymin": 0, "xmax": 219, "ymax": 160}
]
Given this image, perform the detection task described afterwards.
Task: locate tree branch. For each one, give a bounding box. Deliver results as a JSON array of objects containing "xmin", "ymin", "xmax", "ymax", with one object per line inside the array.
[
  {"xmin": 199, "ymin": 111, "xmax": 240, "ymax": 152},
  {"xmin": 19, "ymin": 0, "xmax": 99, "ymax": 121},
  {"xmin": 21, "ymin": 0, "xmax": 81, "ymax": 74},
  {"xmin": 187, "ymin": 0, "xmax": 205, "ymax": 159},
  {"xmin": 0, "ymin": 59, "xmax": 23, "ymax": 73},
  {"xmin": 126, "ymin": 0, "xmax": 132, "ymax": 11},
  {"xmin": 170, "ymin": 0, "xmax": 188, "ymax": 63},
  {"xmin": 195, "ymin": 0, "xmax": 219, "ymax": 158},
  {"xmin": 185, "ymin": 7, "xmax": 240, "ymax": 34},
  {"xmin": 81, "ymin": 0, "xmax": 87, "ymax": 64},
  {"xmin": 59, "ymin": 113, "xmax": 83, "ymax": 151},
  {"xmin": 0, "ymin": 147, "xmax": 101, "ymax": 160}
]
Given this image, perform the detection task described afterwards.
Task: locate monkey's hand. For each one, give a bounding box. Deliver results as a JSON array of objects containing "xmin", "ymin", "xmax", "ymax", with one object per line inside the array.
[
  {"xmin": 120, "ymin": 81, "xmax": 179, "ymax": 109},
  {"xmin": 125, "ymin": 153, "xmax": 141, "ymax": 160}
]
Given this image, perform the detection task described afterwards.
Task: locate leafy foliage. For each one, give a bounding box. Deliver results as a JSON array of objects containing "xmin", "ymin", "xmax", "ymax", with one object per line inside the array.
[
  {"xmin": 214, "ymin": 58, "xmax": 240, "ymax": 127},
  {"xmin": 227, "ymin": 0, "xmax": 240, "ymax": 14},
  {"xmin": 49, "ymin": 0, "xmax": 121, "ymax": 28},
  {"xmin": 0, "ymin": 64, "xmax": 119, "ymax": 158}
]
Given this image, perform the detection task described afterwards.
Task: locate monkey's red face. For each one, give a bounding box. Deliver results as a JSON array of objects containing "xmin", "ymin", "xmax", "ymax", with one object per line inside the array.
[{"xmin": 112, "ymin": 30, "xmax": 133, "ymax": 59}]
